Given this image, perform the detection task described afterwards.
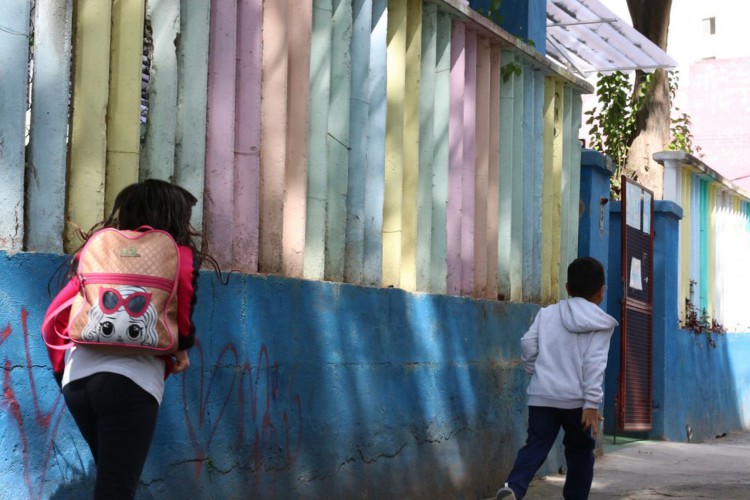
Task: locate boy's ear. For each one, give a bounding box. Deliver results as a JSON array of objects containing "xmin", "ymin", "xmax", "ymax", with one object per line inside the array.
[{"xmin": 564, "ymin": 283, "xmax": 571, "ymax": 297}]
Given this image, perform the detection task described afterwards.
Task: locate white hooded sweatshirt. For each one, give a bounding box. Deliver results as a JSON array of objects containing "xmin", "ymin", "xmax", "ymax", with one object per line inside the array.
[{"xmin": 522, "ymin": 297, "xmax": 618, "ymax": 410}]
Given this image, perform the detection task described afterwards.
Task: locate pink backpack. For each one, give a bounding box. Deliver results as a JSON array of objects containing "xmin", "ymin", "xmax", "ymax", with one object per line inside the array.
[{"xmin": 44, "ymin": 227, "xmax": 180, "ymax": 355}]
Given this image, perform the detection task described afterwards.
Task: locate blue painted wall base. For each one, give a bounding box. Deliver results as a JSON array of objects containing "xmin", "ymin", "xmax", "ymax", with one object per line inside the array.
[
  {"xmin": 605, "ymin": 201, "xmax": 750, "ymax": 442},
  {"xmin": 0, "ymin": 251, "xmax": 565, "ymax": 499}
]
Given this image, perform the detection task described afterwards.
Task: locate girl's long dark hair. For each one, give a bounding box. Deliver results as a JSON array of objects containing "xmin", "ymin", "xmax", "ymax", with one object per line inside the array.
[{"xmin": 55, "ymin": 179, "xmax": 225, "ymax": 289}]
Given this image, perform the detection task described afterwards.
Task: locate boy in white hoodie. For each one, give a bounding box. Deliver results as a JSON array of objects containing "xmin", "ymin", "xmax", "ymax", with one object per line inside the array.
[{"xmin": 497, "ymin": 257, "xmax": 618, "ymax": 500}]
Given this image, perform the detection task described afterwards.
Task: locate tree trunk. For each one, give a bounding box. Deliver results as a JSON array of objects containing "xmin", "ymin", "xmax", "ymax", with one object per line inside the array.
[{"xmin": 626, "ymin": 0, "xmax": 673, "ymax": 198}]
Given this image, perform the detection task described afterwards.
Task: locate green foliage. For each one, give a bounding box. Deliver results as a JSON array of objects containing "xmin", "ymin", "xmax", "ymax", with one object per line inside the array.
[
  {"xmin": 501, "ymin": 61, "xmax": 522, "ymax": 82},
  {"xmin": 475, "ymin": 0, "xmax": 504, "ymax": 25},
  {"xmin": 680, "ymin": 280, "xmax": 726, "ymax": 349},
  {"xmin": 584, "ymin": 71, "xmax": 650, "ymax": 197},
  {"xmin": 585, "ymin": 70, "xmax": 698, "ymax": 198}
]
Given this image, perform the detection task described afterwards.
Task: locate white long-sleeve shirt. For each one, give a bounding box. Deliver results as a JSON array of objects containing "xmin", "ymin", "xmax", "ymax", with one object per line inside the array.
[{"xmin": 522, "ymin": 297, "xmax": 618, "ymax": 410}]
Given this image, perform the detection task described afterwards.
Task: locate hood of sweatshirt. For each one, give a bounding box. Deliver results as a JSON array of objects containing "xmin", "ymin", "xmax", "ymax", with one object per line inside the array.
[{"xmin": 559, "ymin": 297, "xmax": 619, "ymax": 333}]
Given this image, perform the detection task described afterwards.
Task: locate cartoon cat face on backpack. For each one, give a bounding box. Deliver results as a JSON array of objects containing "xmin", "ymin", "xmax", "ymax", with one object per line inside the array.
[{"xmin": 81, "ymin": 286, "xmax": 159, "ymax": 346}]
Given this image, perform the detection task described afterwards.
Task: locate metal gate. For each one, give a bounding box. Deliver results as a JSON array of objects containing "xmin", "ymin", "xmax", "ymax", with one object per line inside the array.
[{"xmin": 616, "ymin": 176, "xmax": 654, "ymax": 432}]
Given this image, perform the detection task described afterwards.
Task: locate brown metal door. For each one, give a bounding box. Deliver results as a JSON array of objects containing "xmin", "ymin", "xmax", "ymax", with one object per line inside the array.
[{"xmin": 616, "ymin": 176, "xmax": 654, "ymax": 432}]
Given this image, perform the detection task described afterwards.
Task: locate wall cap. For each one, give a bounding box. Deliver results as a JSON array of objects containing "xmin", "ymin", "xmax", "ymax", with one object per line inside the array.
[
  {"xmin": 653, "ymin": 150, "xmax": 750, "ymax": 201},
  {"xmin": 581, "ymin": 149, "xmax": 615, "ymax": 176}
]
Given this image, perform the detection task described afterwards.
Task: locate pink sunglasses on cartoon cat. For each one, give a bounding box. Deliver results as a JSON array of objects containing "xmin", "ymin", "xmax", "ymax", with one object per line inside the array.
[{"xmin": 98, "ymin": 288, "xmax": 152, "ymax": 318}]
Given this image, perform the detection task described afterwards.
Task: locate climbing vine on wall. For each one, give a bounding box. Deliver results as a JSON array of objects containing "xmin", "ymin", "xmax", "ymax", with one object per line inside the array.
[
  {"xmin": 680, "ymin": 280, "xmax": 726, "ymax": 349},
  {"xmin": 585, "ymin": 70, "xmax": 699, "ymax": 199}
]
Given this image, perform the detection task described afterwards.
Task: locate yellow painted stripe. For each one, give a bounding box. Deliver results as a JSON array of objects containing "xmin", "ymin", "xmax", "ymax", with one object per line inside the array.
[
  {"xmin": 400, "ymin": 0, "xmax": 422, "ymax": 291},
  {"xmin": 66, "ymin": 0, "xmax": 112, "ymax": 250},
  {"xmin": 106, "ymin": 0, "xmax": 145, "ymax": 214},
  {"xmin": 383, "ymin": 0, "xmax": 406, "ymax": 287},
  {"xmin": 541, "ymin": 78, "xmax": 555, "ymax": 304},
  {"xmin": 551, "ymin": 81, "xmax": 564, "ymax": 301}
]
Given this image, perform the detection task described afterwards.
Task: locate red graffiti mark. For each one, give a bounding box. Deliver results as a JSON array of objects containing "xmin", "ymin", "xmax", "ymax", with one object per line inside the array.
[
  {"xmin": 182, "ymin": 339, "xmax": 239, "ymax": 474},
  {"xmin": 0, "ymin": 308, "xmax": 66, "ymax": 499},
  {"xmin": 239, "ymin": 344, "xmax": 302, "ymax": 471},
  {"xmin": 0, "ymin": 323, "xmax": 11, "ymax": 346}
]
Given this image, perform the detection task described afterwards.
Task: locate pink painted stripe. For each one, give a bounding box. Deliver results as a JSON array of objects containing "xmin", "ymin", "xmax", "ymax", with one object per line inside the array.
[
  {"xmin": 204, "ymin": 0, "xmax": 238, "ymax": 269},
  {"xmin": 447, "ymin": 22, "xmax": 465, "ymax": 295},
  {"xmin": 259, "ymin": 0, "xmax": 289, "ymax": 274},
  {"xmin": 461, "ymin": 28, "xmax": 477, "ymax": 297},
  {"xmin": 486, "ymin": 44, "xmax": 501, "ymax": 300},
  {"xmin": 233, "ymin": 0, "xmax": 263, "ymax": 273},
  {"xmin": 474, "ymin": 36, "xmax": 489, "ymax": 298},
  {"xmin": 283, "ymin": 0, "xmax": 312, "ymax": 278}
]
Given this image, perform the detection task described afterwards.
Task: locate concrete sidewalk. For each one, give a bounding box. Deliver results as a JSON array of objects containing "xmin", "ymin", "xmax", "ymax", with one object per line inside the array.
[{"xmin": 524, "ymin": 431, "xmax": 750, "ymax": 499}]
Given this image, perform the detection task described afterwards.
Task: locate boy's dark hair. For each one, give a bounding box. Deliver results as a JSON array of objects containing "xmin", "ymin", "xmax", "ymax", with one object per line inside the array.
[{"xmin": 566, "ymin": 257, "xmax": 605, "ymax": 299}]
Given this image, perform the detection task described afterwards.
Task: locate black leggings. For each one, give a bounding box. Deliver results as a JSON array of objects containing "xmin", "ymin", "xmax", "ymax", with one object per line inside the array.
[{"xmin": 62, "ymin": 372, "xmax": 159, "ymax": 500}]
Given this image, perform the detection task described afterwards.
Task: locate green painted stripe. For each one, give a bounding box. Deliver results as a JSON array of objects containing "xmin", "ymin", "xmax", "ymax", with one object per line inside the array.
[
  {"xmin": 417, "ymin": 3, "xmax": 437, "ymax": 292},
  {"xmin": 429, "ymin": 11, "xmax": 451, "ymax": 294},
  {"xmin": 325, "ymin": 0, "xmax": 353, "ymax": 282},
  {"xmin": 305, "ymin": 0, "xmax": 332, "ymax": 280}
]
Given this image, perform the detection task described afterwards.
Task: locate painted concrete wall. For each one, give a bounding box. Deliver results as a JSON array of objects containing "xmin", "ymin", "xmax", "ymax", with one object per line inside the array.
[
  {"xmin": 3, "ymin": 0, "xmax": 592, "ymax": 304},
  {"xmin": 656, "ymin": 151, "xmax": 750, "ymax": 333},
  {"xmin": 0, "ymin": 251, "xmax": 566, "ymax": 499},
  {"xmin": 605, "ymin": 201, "xmax": 750, "ymax": 442}
]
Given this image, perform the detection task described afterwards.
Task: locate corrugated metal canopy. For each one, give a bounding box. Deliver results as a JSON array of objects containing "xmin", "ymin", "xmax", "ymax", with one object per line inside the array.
[{"xmin": 546, "ymin": 0, "xmax": 678, "ymax": 77}]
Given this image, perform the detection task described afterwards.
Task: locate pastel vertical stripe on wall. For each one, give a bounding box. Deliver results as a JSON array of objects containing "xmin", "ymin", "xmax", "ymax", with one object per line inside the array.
[
  {"xmin": 460, "ymin": 28, "xmax": 476, "ymax": 296},
  {"xmin": 0, "ymin": 0, "xmax": 30, "ymax": 251},
  {"xmin": 678, "ymin": 168, "xmax": 692, "ymax": 318},
  {"xmin": 485, "ymin": 43, "xmax": 501, "ymax": 302},
  {"xmin": 400, "ymin": 0, "xmax": 422, "ymax": 291},
  {"xmin": 429, "ymin": 11, "xmax": 451, "ymax": 294},
  {"xmin": 550, "ymin": 81, "xmax": 564, "ymax": 300},
  {"xmin": 204, "ymin": 0, "xmax": 237, "ymax": 268},
  {"xmin": 510, "ymin": 58, "xmax": 525, "ymax": 302},
  {"xmin": 498, "ymin": 51, "xmax": 516, "ymax": 300},
  {"xmin": 232, "ymin": 0, "xmax": 263, "ymax": 273},
  {"xmin": 531, "ymin": 70, "xmax": 545, "ymax": 302},
  {"xmin": 175, "ymin": 0, "xmax": 211, "ymax": 233},
  {"xmin": 559, "ymin": 85, "xmax": 573, "ymax": 296},
  {"xmin": 27, "ymin": 0, "xmax": 73, "ymax": 253},
  {"xmin": 383, "ymin": 0, "xmax": 407, "ymax": 287},
  {"xmin": 66, "ymin": 0, "xmax": 112, "ymax": 250},
  {"xmin": 699, "ymin": 179, "xmax": 708, "ymax": 311},
  {"xmin": 417, "ymin": 3, "xmax": 437, "ymax": 292},
  {"xmin": 521, "ymin": 64, "xmax": 538, "ymax": 302},
  {"xmin": 345, "ymin": 0, "xmax": 374, "ymax": 285},
  {"xmin": 707, "ymin": 184, "xmax": 717, "ymax": 318},
  {"xmin": 107, "ymin": 0, "xmax": 145, "ymax": 214},
  {"xmin": 447, "ymin": 22, "xmax": 465, "ymax": 295},
  {"xmin": 567, "ymin": 90, "xmax": 582, "ymax": 269},
  {"xmin": 325, "ymin": 0, "xmax": 353, "ymax": 282},
  {"xmin": 689, "ymin": 174, "xmax": 701, "ymax": 304},
  {"xmin": 260, "ymin": 0, "xmax": 289, "ymax": 274},
  {"xmin": 473, "ymin": 37, "xmax": 490, "ymax": 299},
  {"xmin": 363, "ymin": 0, "xmax": 387, "ymax": 286},
  {"xmin": 140, "ymin": 0, "xmax": 178, "ymax": 183},
  {"xmin": 284, "ymin": 0, "xmax": 312, "ymax": 278},
  {"xmin": 306, "ymin": 0, "xmax": 333, "ymax": 280},
  {"xmin": 541, "ymin": 78, "xmax": 555, "ymax": 304}
]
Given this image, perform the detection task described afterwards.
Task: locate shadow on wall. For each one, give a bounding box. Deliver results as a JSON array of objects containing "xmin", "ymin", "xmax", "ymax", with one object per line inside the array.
[{"xmin": 1, "ymin": 251, "xmax": 548, "ymax": 499}]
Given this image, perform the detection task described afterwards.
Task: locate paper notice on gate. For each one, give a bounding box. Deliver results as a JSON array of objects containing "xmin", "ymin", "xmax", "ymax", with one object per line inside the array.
[{"xmin": 629, "ymin": 257, "xmax": 643, "ymax": 290}]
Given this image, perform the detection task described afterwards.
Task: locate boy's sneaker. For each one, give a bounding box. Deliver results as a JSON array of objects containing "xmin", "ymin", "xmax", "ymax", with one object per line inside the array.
[{"xmin": 496, "ymin": 483, "xmax": 517, "ymax": 500}]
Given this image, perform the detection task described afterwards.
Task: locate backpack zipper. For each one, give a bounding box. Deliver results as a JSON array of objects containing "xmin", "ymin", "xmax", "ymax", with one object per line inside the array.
[{"xmin": 80, "ymin": 272, "xmax": 176, "ymax": 291}]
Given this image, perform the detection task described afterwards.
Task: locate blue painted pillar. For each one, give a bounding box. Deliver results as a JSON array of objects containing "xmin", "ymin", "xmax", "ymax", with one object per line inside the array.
[
  {"xmin": 650, "ymin": 201, "xmax": 683, "ymax": 440},
  {"xmin": 603, "ymin": 200, "xmax": 683, "ymax": 437},
  {"xmin": 578, "ymin": 149, "xmax": 615, "ymax": 274}
]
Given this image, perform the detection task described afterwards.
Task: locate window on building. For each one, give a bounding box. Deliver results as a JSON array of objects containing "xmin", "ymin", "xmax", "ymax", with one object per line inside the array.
[{"xmin": 702, "ymin": 17, "xmax": 716, "ymax": 36}]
